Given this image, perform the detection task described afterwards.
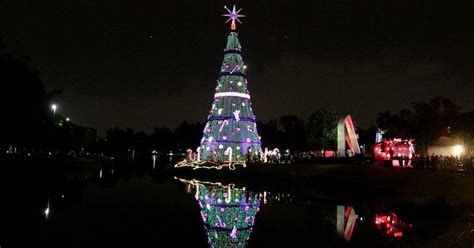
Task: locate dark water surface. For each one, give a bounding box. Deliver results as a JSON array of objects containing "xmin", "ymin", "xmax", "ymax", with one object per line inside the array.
[{"xmin": 0, "ymin": 158, "xmax": 472, "ymax": 247}]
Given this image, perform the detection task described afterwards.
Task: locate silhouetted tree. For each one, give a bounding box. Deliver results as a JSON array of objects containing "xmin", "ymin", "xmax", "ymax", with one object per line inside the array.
[
  {"xmin": 451, "ymin": 111, "xmax": 474, "ymax": 153},
  {"xmin": 306, "ymin": 109, "xmax": 338, "ymax": 150},
  {"xmin": 376, "ymin": 109, "xmax": 416, "ymax": 139},
  {"xmin": 174, "ymin": 121, "xmax": 204, "ymax": 151},
  {"xmin": 357, "ymin": 125, "xmax": 378, "ymax": 151},
  {"xmin": 376, "ymin": 97, "xmax": 463, "ymax": 154},
  {"xmin": 149, "ymin": 127, "xmax": 176, "ymax": 153},
  {"xmin": 257, "ymin": 119, "xmax": 284, "ymax": 149},
  {"xmin": 0, "ymin": 54, "xmax": 57, "ymax": 149},
  {"xmin": 412, "ymin": 97, "xmax": 461, "ymax": 154},
  {"xmin": 279, "ymin": 115, "xmax": 307, "ymax": 150}
]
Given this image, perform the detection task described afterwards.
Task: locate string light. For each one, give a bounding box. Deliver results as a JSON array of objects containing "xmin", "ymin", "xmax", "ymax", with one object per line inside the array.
[
  {"xmin": 175, "ymin": 160, "xmax": 247, "ymax": 170},
  {"xmin": 214, "ymin": 92, "xmax": 250, "ymax": 99}
]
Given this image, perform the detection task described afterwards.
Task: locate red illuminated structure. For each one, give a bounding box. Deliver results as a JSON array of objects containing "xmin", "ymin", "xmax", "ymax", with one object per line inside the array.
[
  {"xmin": 336, "ymin": 205, "xmax": 357, "ymax": 241},
  {"xmin": 373, "ymin": 138, "xmax": 415, "ymax": 167},
  {"xmin": 337, "ymin": 115, "xmax": 361, "ymax": 157}
]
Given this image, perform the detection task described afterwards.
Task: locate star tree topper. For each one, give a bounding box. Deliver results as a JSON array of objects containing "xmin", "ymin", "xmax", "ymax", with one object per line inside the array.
[{"xmin": 222, "ymin": 5, "xmax": 246, "ymax": 30}]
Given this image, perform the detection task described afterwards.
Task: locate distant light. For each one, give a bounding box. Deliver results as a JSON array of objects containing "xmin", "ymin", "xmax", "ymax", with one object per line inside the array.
[
  {"xmin": 243, "ymin": 65, "xmax": 247, "ymax": 69},
  {"xmin": 453, "ymin": 145, "xmax": 464, "ymax": 156},
  {"xmin": 51, "ymin": 104, "xmax": 57, "ymax": 111},
  {"xmin": 66, "ymin": 118, "xmax": 70, "ymax": 121},
  {"xmin": 44, "ymin": 207, "xmax": 50, "ymax": 217},
  {"xmin": 61, "ymin": 194, "xmax": 64, "ymax": 198}
]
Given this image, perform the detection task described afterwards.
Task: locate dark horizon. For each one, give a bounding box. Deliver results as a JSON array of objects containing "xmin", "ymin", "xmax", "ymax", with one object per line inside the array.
[{"xmin": 1, "ymin": 0, "xmax": 473, "ymax": 134}]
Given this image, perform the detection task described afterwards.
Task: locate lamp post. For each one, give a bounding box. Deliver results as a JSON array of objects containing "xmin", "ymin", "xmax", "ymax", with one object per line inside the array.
[
  {"xmin": 51, "ymin": 104, "xmax": 57, "ymax": 122},
  {"xmin": 51, "ymin": 104, "xmax": 57, "ymax": 115}
]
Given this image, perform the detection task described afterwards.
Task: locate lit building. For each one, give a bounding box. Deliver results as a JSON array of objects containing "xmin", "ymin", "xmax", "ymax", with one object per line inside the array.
[{"xmin": 373, "ymin": 138, "xmax": 415, "ymax": 167}]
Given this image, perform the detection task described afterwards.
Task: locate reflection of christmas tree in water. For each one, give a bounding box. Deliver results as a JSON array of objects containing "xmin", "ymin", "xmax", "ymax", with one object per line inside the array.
[{"xmin": 180, "ymin": 179, "xmax": 262, "ymax": 247}]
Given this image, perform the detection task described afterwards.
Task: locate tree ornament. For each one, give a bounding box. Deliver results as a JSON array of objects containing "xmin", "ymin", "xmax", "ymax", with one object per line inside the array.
[
  {"xmin": 222, "ymin": 5, "xmax": 246, "ymax": 30},
  {"xmin": 233, "ymin": 110, "xmax": 241, "ymax": 121}
]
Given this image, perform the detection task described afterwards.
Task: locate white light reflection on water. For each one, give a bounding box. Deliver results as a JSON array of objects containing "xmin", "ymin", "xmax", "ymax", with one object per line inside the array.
[
  {"xmin": 152, "ymin": 155, "xmax": 157, "ymax": 169},
  {"xmin": 44, "ymin": 199, "xmax": 50, "ymax": 219}
]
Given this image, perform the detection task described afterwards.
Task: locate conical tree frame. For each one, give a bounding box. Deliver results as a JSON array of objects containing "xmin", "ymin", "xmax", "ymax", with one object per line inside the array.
[{"xmin": 197, "ymin": 32, "xmax": 262, "ymax": 163}]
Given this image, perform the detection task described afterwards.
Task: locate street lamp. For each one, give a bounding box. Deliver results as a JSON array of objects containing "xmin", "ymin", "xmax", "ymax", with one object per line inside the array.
[
  {"xmin": 51, "ymin": 104, "xmax": 58, "ymax": 122},
  {"xmin": 51, "ymin": 104, "xmax": 57, "ymax": 115}
]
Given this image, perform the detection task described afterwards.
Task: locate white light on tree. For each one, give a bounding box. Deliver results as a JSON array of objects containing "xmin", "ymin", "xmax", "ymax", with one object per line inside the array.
[{"xmin": 214, "ymin": 92, "xmax": 250, "ymax": 99}]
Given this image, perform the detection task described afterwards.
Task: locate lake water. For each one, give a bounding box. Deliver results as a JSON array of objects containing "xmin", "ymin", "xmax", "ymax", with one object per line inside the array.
[{"xmin": 0, "ymin": 159, "xmax": 472, "ymax": 247}]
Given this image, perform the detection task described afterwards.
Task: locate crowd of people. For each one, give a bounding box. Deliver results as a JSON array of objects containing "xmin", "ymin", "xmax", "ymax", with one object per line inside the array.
[
  {"xmin": 184, "ymin": 146, "xmax": 474, "ymax": 174},
  {"xmin": 245, "ymin": 148, "xmax": 293, "ymax": 164},
  {"xmin": 243, "ymin": 149, "xmax": 362, "ymax": 164},
  {"xmin": 412, "ymin": 155, "xmax": 473, "ymax": 172}
]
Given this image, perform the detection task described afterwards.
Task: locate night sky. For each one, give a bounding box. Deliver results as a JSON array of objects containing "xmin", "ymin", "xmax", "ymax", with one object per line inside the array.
[{"xmin": 1, "ymin": 0, "xmax": 473, "ymax": 134}]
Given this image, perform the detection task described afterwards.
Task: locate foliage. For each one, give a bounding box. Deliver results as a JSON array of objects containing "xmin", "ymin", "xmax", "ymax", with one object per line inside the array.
[
  {"xmin": 256, "ymin": 119, "xmax": 284, "ymax": 149},
  {"xmin": 376, "ymin": 97, "xmax": 466, "ymax": 154},
  {"xmin": 0, "ymin": 54, "xmax": 69, "ymax": 149},
  {"xmin": 279, "ymin": 115, "xmax": 307, "ymax": 150},
  {"xmin": 175, "ymin": 121, "xmax": 204, "ymax": 152},
  {"xmin": 306, "ymin": 109, "xmax": 338, "ymax": 150},
  {"xmin": 451, "ymin": 111, "xmax": 474, "ymax": 151}
]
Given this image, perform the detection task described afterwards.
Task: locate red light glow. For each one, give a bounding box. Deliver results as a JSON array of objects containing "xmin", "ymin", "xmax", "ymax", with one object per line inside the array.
[
  {"xmin": 374, "ymin": 211, "xmax": 412, "ymax": 238},
  {"xmin": 373, "ymin": 138, "xmax": 415, "ymax": 167}
]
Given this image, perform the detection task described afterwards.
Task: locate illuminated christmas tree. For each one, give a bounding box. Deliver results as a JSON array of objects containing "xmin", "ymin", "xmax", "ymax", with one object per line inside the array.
[
  {"xmin": 180, "ymin": 179, "xmax": 261, "ymax": 247},
  {"xmin": 198, "ymin": 5, "xmax": 262, "ymax": 163}
]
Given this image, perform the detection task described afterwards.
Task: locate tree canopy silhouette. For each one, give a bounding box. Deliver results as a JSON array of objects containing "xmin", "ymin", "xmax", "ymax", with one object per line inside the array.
[{"xmin": 0, "ymin": 54, "xmax": 55, "ymax": 146}]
